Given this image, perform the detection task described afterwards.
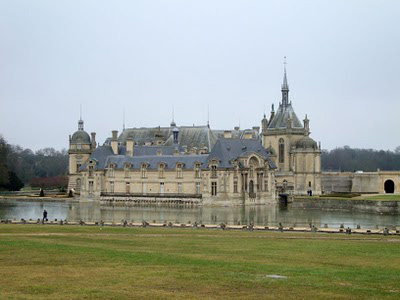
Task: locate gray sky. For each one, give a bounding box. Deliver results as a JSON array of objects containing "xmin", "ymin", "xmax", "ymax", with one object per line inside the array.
[{"xmin": 1, "ymin": 0, "xmax": 399, "ymax": 151}]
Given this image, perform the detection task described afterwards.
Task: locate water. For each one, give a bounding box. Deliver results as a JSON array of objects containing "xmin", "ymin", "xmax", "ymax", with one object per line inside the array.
[{"xmin": 0, "ymin": 199, "xmax": 399, "ymax": 229}]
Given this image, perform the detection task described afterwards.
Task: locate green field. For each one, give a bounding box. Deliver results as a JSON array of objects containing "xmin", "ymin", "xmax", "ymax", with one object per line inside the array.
[{"xmin": 0, "ymin": 225, "xmax": 399, "ymax": 299}]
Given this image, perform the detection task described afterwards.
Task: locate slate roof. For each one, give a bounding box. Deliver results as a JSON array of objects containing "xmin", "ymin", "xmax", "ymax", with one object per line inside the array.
[
  {"xmin": 213, "ymin": 128, "xmax": 261, "ymax": 141},
  {"xmin": 206, "ymin": 139, "xmax": 276, "ymax": 169},
  {"xmin": 117, "ymin": 125, "xmax": 217, "ymax": 150},
  {"xmin": 106, "ymin": 155, "xmax": 208, "ymax": 170},
  {"xmin": 267, "ymin": 103, "xmax": 303, "ymax": 129},
  {"xmin": 81, "ymin": 139, "xmax": 276, "ymax": 172},
  {"xmin": 71, "ymin": 130, "xmax": 91, "ymax": 144}
]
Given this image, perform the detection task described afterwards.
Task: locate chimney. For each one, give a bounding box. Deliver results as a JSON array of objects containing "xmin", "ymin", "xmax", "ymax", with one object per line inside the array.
[
  {"xmin": 111, "ymin": 130, "xmax": 118, "ymax": 155},
  {"xmin": 224, "ymin": 131, "xmax": 232, "ymax": 139},
  {"xmin": 126, "ymin": 138, "xmax": 134, "ymax": 156},
  {"xmin": 91, "ymin": 132, "xmax": 96, "ymax": 150}
]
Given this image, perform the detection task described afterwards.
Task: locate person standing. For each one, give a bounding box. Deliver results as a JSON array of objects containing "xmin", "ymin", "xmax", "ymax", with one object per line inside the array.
[{"xmin": 43, "ymin": 210, "xmax": 48, "ymax": 222}]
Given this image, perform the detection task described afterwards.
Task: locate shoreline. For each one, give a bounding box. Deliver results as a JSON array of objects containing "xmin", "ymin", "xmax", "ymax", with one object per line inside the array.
[{"xmin": 1, "ymin": 220, "xmax": 399, "ymax": 236}]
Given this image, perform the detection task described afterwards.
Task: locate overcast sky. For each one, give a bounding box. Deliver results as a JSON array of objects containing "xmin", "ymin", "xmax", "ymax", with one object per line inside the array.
[{"xmin": 1, "ymin": 0, "xmax": 399, "ymax": 151}]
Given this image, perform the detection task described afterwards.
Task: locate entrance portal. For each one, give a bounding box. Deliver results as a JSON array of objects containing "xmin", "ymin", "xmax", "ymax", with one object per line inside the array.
[{"xmin": 384, "ymin": 180, "xmax": 395, "ymax": 193}]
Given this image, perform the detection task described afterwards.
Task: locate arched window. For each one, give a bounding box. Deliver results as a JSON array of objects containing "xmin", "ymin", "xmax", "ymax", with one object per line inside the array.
[{"xmin": 279, "ymin": 138, "xmax": 285, "ymax": 163}]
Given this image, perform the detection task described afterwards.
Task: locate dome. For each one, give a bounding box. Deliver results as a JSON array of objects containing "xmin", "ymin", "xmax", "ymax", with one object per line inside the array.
[
  {"xmin": 71, "ymin": 130, "xmax": 91, "ymax": 144},
  {"xmin": 295, "ymin": 136, "xmax": 317, "ymax": 149}
]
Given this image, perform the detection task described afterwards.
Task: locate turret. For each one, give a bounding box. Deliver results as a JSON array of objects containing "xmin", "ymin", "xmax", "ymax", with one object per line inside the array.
[{"xmin": 261, "ymin": 113, "xmax": 268, "ymax": 134}]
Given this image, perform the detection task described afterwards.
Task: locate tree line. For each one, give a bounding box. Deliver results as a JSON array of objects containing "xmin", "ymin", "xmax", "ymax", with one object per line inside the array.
[
  {"xmin": 321, "ymin": 146, "xmax": 400, "ymax": 172},
  {"xmin": 0, "ymin": 135, "xmax": 68, "ymax": 191}
]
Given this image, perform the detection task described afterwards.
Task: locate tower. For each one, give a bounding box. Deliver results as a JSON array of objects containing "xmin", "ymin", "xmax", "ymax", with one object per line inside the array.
[
  {"xmin": 261, "ymin": 59, "xmax": 321, "ymax": 195},
  {"xmin": 67, "ymin": 117, "xmax": 94, "ymax": 193}
]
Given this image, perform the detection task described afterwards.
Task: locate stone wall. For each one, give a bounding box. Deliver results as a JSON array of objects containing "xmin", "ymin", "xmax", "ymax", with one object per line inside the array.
[
  {"xmin": 321, "ymin": 172, "xmax": 353, "ymax": 193},
  {"xmin": 292, "ymin": 198, "xmax": 400, "ymax": 214}
]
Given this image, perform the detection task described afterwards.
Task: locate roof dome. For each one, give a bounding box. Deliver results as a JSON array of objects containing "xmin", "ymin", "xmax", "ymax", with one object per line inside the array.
[
  {"xmin": 71, "ymin": 130, "xmax": 91, "ymax": 144},
  {"xmin": 295, "ymin": 136, "xmax": 317, "ymax": 149}
]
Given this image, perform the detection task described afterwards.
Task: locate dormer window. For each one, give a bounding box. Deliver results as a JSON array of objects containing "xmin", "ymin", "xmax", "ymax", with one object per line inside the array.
[
  {"xmin": 211, "ymin": 165, "xmax": 217, "ymax": 178},
  {"xmin": 141, "ymin": 164, "xmax": 147, "ymax": 178},
  {"xmin": 124, "ymin": 164, "xmax": 131, "ymax": 178},
  {"xmin": 88, "ymin": 165, "xmax": 94, "ymax": 177},
  {"xmin": 176, "ymin": 163, "xmax": 183, "ymax": 178},
  {"xmin": 108, "ymin": 164, "xmax": 115, "ymax": 178},
  {"xmin": 194, "ymin": 163, "xmax": 201, "ymax": 178},
  {"xmin": 158, "ymin": 164, "xmax": 165, "ymax": 178}
]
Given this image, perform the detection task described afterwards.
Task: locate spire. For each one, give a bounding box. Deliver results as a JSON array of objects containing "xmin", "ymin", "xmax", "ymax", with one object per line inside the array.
[
  {"xmin": 123, "ymin": 108, "xmax": 126, "ymax": 131},
  {"xmin": 281, "ymin": 56, "xmax": 289, "ymax": 106},
  {"xmin": 78, "ymin": 105, "xmax": 84, "ymax": 131},
  {"xmin": 170, "ymin": 106, "xmax": 176, "ymax": 127}
]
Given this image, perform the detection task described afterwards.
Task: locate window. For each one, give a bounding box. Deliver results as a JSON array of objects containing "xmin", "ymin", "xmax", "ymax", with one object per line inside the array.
[
  {"xmin": 265, "ymin": 180, "xmax": 268, "ymax": 191},
  {"xmin": 176, "ymin": 164, "xmax": 183, "ymax": 178},
  {"xmin": 233, "ymin": 167, "xmax": 238, "ymax": 178},
  {"xmin": 177, "ymin": 182, "xmax": 182, "ymax": 194},
  {"xmin": 108, "ymin": 164, "xmax": 115, "ymax": 178},
  {"xmin": 110, "ymin": 181, "xmax": 114, "ymax": 193},
  {"xmin": 211, "ymin": 165, "xmax": 217, "ymax": 178},
  {"xmin": 76, "ymin": 163, "xmax": 81, "ymax": 173},
  {"xmin": 160, "ymin": 182, "xmax": 165, "ymax": 193},
  {"xmin": 196, "ymin": 182, "xmax": 201, "ymax": 194},
  {"xmin": 141, "ymin": 164, "xmax": 147, "ymax": 178},
  {"xmin": 126, "ymin": 182, "xmax": 130, "ymax": 194},
  {"xmin": 194, "ymin": 163, "xmax": 201, "ymax": 178},
  {"xmin": 76, "ymin": 178, "xmax": 81, "ymax": 190},
  {"xmin": 77, "ymin": 143, "xmax": 82, "ymax": 150},
  {"xmin": 279, "ymin": 138, "xmax": 285, "ymax": 163},
  {"xmin": 88, "ymin": 165, "xmax": 94, "ymax": 177},
  {"xmin": 124, "ymin": 164, "xmax": 130, "ymax": 178},
  {"xmin": 234, "ymin": 181, "xmax": 238, "ymax": 193},
  {"xmin": 89, "ymin": 181, "xmax": 93, "ymax": 195},
  {"xmin": 249, "ymin": 166, "xmax": 254, "ymax": 178},
  {"xmin": 211, "ymin": 182, "xmax": 217, "ymax": 196},
  {"xmin": 158, "ymin": 164, "xmax": 165, "ymax": 178}
]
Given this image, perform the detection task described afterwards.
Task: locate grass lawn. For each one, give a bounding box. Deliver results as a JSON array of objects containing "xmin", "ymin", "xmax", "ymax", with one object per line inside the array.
[
  {"xmin": 0, "ymin": 225, "xmax": 399, "ymax": 299},
  {"xmin": 363, "ymin": 194, "xmax": 400, "ymax": 201}
]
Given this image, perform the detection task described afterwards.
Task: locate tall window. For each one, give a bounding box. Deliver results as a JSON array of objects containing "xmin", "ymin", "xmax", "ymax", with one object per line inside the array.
[
  {"xmin": 211, "ymin": 165, "xmax": 217, "ymax": 178},
  {"xmin": 279, "ymin": 138, "xmax": 285, "ymax": 163},
  {"xmin": 234, "ymin": 181, "xmax": 238, "ymax": 193},
  {"xmin": 158, "ymin": 164, "xmax": 165, "ymax": 178},
  {"xmin": 76, "ymin": 162, "xmax": 82, "ymax": 173},
  {"xmin": 196, "ymin": 182, "xmax": 201, "ymax": 194},
  {"xmin": 177, "ymin": 182, "xmax": 182, "ymax": 194},
  {"xmin": 77, "ymin": 143, "xmax": 82, "ymax": 150},
  {"xmin": 126, "ymin": 182, "xmax": 130, "ymax": 194},
  {"xmin": 176, "ymin": 164, "xmax": 183, "ymax": 178},
  {"xmin": 110, "ymin": 181, "xmax": 114, "ymax": 193},
  {"xmin": 89, "ymin": 181, "xmax": 93, "ymax": 195},
  {"xmin": 76, "ymin": 178, "xmax": 81, "ymax": 190},
  {"xmin": 194, "ymin": 163, "xmax": 201, "ymax": 178},
  {"xmin": 141, "ymin": 164, "xmax": 147, "ymax": 178},
  {"xmin": 108, "ymin": 164, "xmax": 115, "ymax": 178},
  {"xmin": 211, "ymin": 182, "xmax": 217, "ymax": 196},
  {"xmin": 160, "ymin": 182, "xmax": 165, "ymax": 193}
]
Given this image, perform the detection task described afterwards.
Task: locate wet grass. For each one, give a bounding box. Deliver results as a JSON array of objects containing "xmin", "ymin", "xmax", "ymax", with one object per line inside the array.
[{"xmin": 0, "ymin": 225, "xmax": 399, "ymax": 299}]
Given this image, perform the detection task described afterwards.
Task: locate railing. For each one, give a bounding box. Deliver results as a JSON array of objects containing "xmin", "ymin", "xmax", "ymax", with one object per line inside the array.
[{"xmin": 100, "ymin": 192, "xmax": 202, "ymax": 199}]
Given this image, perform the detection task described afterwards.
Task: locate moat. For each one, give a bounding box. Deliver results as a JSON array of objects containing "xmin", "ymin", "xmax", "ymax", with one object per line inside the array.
[{"xmin": 0, "ymin": 198, "xmax": 399, "ymax": 228}]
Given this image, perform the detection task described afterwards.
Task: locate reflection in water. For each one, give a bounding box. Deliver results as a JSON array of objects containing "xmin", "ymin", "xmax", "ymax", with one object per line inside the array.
[{"xmin": 0, "ymin": 199, "xmax": 399, "ymax": 229}]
